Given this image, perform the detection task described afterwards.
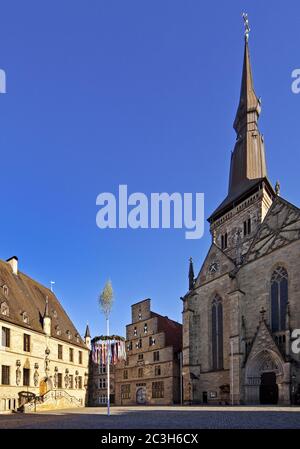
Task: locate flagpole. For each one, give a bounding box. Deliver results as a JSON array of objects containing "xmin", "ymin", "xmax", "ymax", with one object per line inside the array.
[{"xmin": 106, "ymin": 317, "xmax": 110, "ymax": 417}]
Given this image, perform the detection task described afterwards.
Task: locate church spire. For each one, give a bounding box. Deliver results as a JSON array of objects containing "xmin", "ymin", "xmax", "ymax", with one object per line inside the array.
[
  {"xmin": 209, "ymin": 14, "xmax": 274, "ymax": 223},
  {"xmin": 229, "ymin": 14, "xmax": 267, "ymax": 196}
]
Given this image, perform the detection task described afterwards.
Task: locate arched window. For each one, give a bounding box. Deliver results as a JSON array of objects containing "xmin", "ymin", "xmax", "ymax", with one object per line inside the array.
[
  {"xmin": 271, "ymin": 267, "xmax": 288, "ymax": 332},
  {"xmin": 212, "ymin": 295, "xmax": 223, "ymax": 370}
]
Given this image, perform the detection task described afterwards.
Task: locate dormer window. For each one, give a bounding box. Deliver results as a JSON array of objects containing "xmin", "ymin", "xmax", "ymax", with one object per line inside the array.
[
  {"xmin": 55, "ymin": 325, "xmax": 61, "ymax": 336},
  {"xmin": 76, "ymin": 333, "xmax": 80, "ymax": 343},
  {"xmin": 144, "ymin": 323, "xmax": 148, "ymax": 334},
  {"xmin": 0, "ymin": 301, "xmax": 9, "ymax": 316},
  {"xmin": 52, "ymin": 310, "xmax": 58, "ymax": 319},
  {"xmin": 2, "ymin": 285, "xmax": 9, "ymax": 297},
  {"xmin": 133, "ymin": 327, "xmax": 137, "ymax": 336},
  {"xmin": 66, "ymin": 330, "xmax": 72, "ymax": 340},
  {"xmin": 22, "ymin": 312, "xmax": 29, "ymax": 324},
  {"xmin": 138, "ymin": 312, "xmax": 142, "ymax": 320}
]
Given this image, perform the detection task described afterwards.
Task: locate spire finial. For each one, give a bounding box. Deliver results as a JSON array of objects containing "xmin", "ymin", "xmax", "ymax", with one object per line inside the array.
[
  {"xmin": 275, "ymin": 180, "xmax": 281, "ymax": 196},
  {"xmin": 85, "ymin": 323, "xmax": 91, "ymax": 338},
  {"xmin": 188, "ymin": 257, "xmax": 195, "ymax": 291},
  {"xmin": 242, "ymin": 12, "xmax": 251, "ymax": 42}
]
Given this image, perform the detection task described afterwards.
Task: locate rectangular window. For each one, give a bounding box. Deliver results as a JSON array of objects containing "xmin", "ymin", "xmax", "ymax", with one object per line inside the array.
[
  {"xmin": 23, "ymin": 368, "xmax": 30, "ymax": 387},
  {"xmin": 244, "ymin": 219, "xmax": 251, "ymax": 236},
  {"xmin": 153, "ymin": 351, "xmax": 159, "ymax": 362},
  {"xmin": 57, "ymin": 373, "xmax": 63, "ymax": 389},
  {"xmin": 99, "ymin": 394, "xmax": 107, "ymax": 404},
  {"xmin": 152, "ymin": 381, "xmax": 164, "ymax": 399},
  {"xmin": 69, "ymin": 348, "xmax": 74, "ymax": 362},
  {"xmin": 138, "ymin": 368, "xmax": 143, "ymax": 378},
  {"xmin": 1, "ymin": 365, "xmax": 10, "ymax": 385},
  {"xmin": 58, "ymin": 344, "xmax": 63, "ymax": 360},
  {"xmin": 2, "ymin": 327, "xmax": 10, "ymax": 348},
  {"xmin": 78, "ymin": 376, "xmax": 82, "ymax": 389},
  {"xmin": 138, "ymin": 354, "xmax": 144, "ymax": 360},
  {"xmin": 78, "ymin": 351, "xmax": 83, "ymax": 365},
  {"xmin": 221, "ymin": 233, "xmax": 228, "ymax": 250},
  {"xmin": 155, "ymin": 365, "xmax": 161, "ymax": 376},
  {"xmin": 123, "ymin": 370, "xmax": 128, "ymax": 380},
  {"xmin": 23, "ymin": 334, "xmax": 31, "ymax": 352},
  {"xmin": 121, "ymin": 384, "xmax": 131, "ymax": 400},
  {"xmin": 99, "ymin": 364, "xmax": 106, "ymax": 374},
  {"xmin": 69, "ymin": 375, "xmax": 74, "ymax": 389},
  {"xmin": 99, "ymin": 377, "xmax": 106, "ymax": 388}
]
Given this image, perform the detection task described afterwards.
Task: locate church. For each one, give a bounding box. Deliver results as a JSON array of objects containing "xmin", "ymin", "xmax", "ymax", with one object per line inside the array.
[{"xmin": 182, "ymin": 21, "xmax": 300, "ymax": 405}]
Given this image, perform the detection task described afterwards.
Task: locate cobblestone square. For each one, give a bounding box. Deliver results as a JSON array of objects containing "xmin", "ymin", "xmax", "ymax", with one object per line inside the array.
[{"xmin": 1, "ymin": 406, "xmax": 300, "ymax": 429}]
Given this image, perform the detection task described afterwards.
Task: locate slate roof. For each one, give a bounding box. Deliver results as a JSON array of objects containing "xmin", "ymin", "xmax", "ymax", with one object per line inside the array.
[{"xmin": 0, "ymin": 258, "xmax": 87, "ymax": 349}]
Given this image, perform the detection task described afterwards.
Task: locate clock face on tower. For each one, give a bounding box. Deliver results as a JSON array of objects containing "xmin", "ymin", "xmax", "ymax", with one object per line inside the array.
[{"xmin": 208, "ymin": 262, "xmax": 219, "ymax": 274}]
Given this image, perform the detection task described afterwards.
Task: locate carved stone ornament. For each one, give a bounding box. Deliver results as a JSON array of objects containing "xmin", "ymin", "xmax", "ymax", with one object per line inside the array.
[{"xmin": 16, "ymin": 367, "xmax": 21, "ymax": 386}]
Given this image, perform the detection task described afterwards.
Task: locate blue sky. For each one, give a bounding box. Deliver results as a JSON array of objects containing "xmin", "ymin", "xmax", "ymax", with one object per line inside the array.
[{"xmin": 0, "ymin": 1, "xmax": 299, "ymax": 339}]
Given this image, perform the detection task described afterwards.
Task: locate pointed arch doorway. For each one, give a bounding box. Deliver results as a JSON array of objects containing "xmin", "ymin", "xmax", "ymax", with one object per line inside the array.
[{"xmin": 245, "ymin": 349, "xmax": 285, "ymax": 404}]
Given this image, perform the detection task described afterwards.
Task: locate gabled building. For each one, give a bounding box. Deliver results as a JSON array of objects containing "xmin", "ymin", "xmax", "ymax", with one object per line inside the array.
[
  {"xmin": 182, "ymin": 26, "xmax": 300, "ymax": 405},
  {"xmin": 115, "ymin": 299, "xmax": 182, "ymax": 405},
  {"xmin": 0, "ymin": 256, "xmax": 89, "ymax": 412}
]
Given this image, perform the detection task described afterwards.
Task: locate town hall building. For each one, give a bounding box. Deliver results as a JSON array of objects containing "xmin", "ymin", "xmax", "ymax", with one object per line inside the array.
[{"xmin": 182, "ymin": 23, "xmax": 300, "ymax": 405}]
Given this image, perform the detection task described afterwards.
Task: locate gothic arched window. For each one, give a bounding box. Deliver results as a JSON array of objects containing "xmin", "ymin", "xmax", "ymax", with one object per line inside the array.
[
  {"xmin": 271, "ymin": 266, "xmax": 288, "ymax": 332},
  {"xmin": 212, "ymin": 295, "xmax": 223, "ymax": 370}
]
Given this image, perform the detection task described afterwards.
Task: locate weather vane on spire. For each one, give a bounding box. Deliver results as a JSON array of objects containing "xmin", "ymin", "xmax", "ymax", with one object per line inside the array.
[{"xmin": 242, "ymin": 12, "xmax": 251, "ymax": 42}]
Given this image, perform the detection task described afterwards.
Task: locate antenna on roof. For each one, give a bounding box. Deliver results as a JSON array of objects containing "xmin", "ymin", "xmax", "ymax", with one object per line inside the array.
[{"xmin": 50, "ymin": 281, "xmax": 55, "ymax": 292}]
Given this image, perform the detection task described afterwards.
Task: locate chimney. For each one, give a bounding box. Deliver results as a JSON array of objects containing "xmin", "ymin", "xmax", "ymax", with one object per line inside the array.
[{"xmin": 7, "ymin": 256, "xmax": 18, "ymax": 275}]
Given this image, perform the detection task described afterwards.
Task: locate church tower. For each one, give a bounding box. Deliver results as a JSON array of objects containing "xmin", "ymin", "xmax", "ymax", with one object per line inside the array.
[
  {"xmin": 84, "ymin": 324, "xmax": 91, "ymax": 350},
  {"xmin": 208, "ymin": 18, "xmax": 275, "ymax": 262}
]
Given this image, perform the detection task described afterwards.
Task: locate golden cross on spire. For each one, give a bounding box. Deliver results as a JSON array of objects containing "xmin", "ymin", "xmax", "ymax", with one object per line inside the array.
[{"xmin": 242, "ymin": 12, "xmax": 251, "ymax": 42}]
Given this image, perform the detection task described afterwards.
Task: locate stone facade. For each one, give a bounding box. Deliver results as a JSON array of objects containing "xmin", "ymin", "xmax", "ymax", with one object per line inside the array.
[
  {"xmin": 87, "ymin": 332, "xmax": 117, "ymax": 407},
  {"xmin": 182, "ymin": 36, "xmax": 300, "ymax": 406},
  {"xmin": 115, "ymin": 299, "xmax": 182, "ymax": 405},
  {"xmin": 0, "ymin": 257, "xmax": 89, "ymax": 412}
]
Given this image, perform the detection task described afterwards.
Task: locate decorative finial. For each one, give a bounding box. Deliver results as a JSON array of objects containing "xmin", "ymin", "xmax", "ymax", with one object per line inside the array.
[
  {"xmin": 275, "ymin": 180, "xmax": 280, "ymax": 196},
  {"xmin": 242, "ymin": 12, "xmax": 251, "ymax": 42},
  {"xmin": 188, "ymin": 257, "xmax": 195, "ymax": 291}
]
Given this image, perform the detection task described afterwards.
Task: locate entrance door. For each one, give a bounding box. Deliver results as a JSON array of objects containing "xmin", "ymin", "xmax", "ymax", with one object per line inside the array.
[
  {"xmin": 136, "ymin": 387, "xmax": 146, "ymax": 405},
  {"xmin": 202, "ymin": 391, "xmax": 208, "ymax": 404},
  {"xmin": 260, "ymin": 372, "xmax": 278, "ymax": 405}
]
